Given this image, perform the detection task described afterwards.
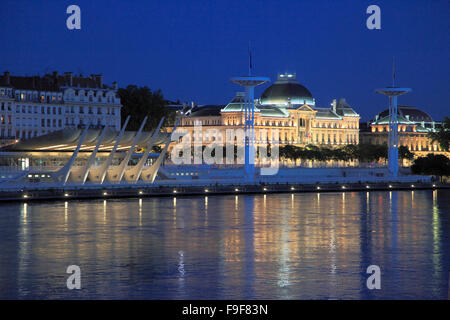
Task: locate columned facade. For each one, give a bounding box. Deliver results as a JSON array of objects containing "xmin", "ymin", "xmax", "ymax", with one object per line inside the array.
[{"xmin": 174, "ymin": 74, "xmax": 360, "ymax": 147}]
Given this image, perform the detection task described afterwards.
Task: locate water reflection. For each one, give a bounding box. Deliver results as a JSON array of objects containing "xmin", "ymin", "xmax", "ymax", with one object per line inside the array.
[{"xmin": 0, "ymin": 190, "xmax": 448, "ymax": 299}]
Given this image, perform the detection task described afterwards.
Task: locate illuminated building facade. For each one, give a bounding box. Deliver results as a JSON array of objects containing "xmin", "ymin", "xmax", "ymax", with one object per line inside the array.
[
  {"xmin": 360, "ymin": 106, "xmax": 448, "ymax": 156},
  {"xmin": 0, "ymin": 71, "xmax": 122, "ymax": 147},
  {"xmin": 176, "ymin": 73, "xmax": 360, "ymax": 147}
]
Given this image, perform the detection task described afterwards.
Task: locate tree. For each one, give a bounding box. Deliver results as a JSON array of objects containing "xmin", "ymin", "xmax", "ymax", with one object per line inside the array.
[
  {"xmin": 357, "ymin": 144, "xmax": 387, "ymax": 163},
  {"xmin": 118, "ymin": 85, "xmax": 176, "ymax": 132},
  {"xmin": 411, "ymin": 154, "xmax": 450, "ymax": 178},
  {"xmin": 399, "ymin": 145, "xmax": 414, "ymax": 161},
  {"xmin": 427, "ymin": 117, "xmax": 450, "ymax": 151}
]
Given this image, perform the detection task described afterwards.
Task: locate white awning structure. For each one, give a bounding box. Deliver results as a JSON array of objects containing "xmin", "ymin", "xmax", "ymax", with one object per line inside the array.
[
  {"xmin": 2, "ymin": 126, "xmax": 170, "ymax": 152},
  {"xmin": 0, "ymin": 116, "xmax": 181, "ymax": 186}
]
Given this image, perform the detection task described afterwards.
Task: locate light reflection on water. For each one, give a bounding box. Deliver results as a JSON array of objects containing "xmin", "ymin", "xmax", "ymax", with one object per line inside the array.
[{"xmin": 0, "ymin": 190, "xmax": 449, "ymax": 299}]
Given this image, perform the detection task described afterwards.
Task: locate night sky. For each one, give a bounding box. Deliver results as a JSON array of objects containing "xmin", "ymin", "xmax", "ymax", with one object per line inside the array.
[{"xmin": 1, "ymin": 0, "xmax": 448, "ymax": 121}]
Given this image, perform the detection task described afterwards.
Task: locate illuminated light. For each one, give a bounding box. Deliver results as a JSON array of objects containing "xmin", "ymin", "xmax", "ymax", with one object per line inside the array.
[
  {"xmin": 173, "ymin": 190, "xmax": 177, "ymax": 193},
  {"xmin": 389, "ymin": 185, "xmax": 393, "ymax": 188},
  {"xmin": 64, "ymin": 193, "xmax": 69, "ymax": 197},
  {"xmin": 235, "ymin": 188, "xmax": 239, "ymax": 192},
  {"xmin": 23, "ymin": 194, "xmax": 28, "ymax": 198},
  {"xmin": 341, "ymin": 186, "xmax": 346, "ymax": 189},
  {"xmin": 290, "ymin": 186, "xmax": 295, "ymax": 190},
  {"xmin": 36, "ymin": 144, "xmax": 68, "ymax": 150},
  {"xmin": 204, "ymin": 189, "xmax": 209, "ymax": 193},
  {"xmin": 103, "ymin": 192, "xmax": 108, "ymax": 196},
  {"xmin": 263, "ymin": 187, "xmax": 267, "ymax": 191},
  {"xmin": 366, "ymin": 185, "xmax": 370, "ymax": 189},
  {"xmin": 139, "ymin": 191, "xmax": 143, "ymax": 195},
  {"xmin": 411, "ymin": 184, "xmax": 414, "ymax": 188},
  {"xmin": 316, "ymin": 186, "xmax": 321, "ymax": 190},
  {"xmin": 432, "ymin": 184, "xmax": 436, "ymax": 187}
]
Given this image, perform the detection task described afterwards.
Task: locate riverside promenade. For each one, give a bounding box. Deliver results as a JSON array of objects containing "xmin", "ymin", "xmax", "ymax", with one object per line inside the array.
[{"xmin": 0, "ymin": 166, "xmax": 444, "ymax": 202}]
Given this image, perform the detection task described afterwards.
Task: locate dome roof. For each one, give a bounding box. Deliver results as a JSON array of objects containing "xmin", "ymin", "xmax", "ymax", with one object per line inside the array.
[
  {"xmin": 377, "ymin": 106, "xmax": 433, "ymax": 123},
  {"xmin": 260, "ymin": 73, "xmax": 315, "ymax": 106}
]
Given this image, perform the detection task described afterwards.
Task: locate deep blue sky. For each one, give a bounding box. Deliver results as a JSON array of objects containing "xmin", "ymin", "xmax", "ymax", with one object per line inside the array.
[{"xmin": 0, "ymin": 0, "xmax": 448, "ymax": 121}]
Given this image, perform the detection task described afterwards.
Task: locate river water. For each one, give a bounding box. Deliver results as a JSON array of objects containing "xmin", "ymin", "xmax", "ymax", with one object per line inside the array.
[{"xmin": 0, "ymin": 189, "xmax": 449, "ymax": 299}]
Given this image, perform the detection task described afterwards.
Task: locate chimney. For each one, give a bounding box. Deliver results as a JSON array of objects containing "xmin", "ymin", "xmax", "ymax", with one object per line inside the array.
[
  {"xmin": 332, "ymin": 99, "xmax": 337, "ymax": 112},
  {"xmin": 95, "ymin": 74, "xmax": 103, "ymax": 88},
  {"xmin": 64, "ymin": 72, "xmax": 73, "ymax": 86},
  {"xmin": 112, "ymin": 81, "xmax": 118, "ymax": 90},
  {"xmin": 52, "ymin": 71, "xmax": 58, "ymax": 78},
  {"xmin": 191, "ymin": 101, "xmax": 195, "ymax": 108},
  {"xmin": 4, "ymin": 71, "xmax": 10, "ymax": 85}
]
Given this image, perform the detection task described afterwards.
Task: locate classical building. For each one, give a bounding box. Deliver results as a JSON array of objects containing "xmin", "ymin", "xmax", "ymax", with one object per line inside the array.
[
  {"xmin": 360, "ymin": 106, "xmax": 447, "ymax": 156},
  {"xmin": 0, "ymin": 71, "xmax": 122, "ymax": 147},
  {"xmin": 176, "ymin": 73, "xmax": 360, "ymax": 146}
]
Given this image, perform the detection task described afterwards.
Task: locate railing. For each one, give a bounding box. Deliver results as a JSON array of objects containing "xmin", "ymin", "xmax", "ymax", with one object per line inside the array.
[{"xmin": 0, "ymin": 166, "xmax": 62, "ymax": 173}]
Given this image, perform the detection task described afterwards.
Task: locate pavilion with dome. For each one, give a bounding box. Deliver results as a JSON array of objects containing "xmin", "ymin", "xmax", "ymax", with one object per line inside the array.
[
  {"xmin": 360, "ymin": 105, "xmax": 446, "ymax": 154},
  {"xmin": 176, "ymin": 73, "xmax": 360, "ymax": 147}
]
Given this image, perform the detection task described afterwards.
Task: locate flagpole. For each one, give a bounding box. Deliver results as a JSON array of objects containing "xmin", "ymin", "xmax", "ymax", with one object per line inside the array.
[
  {"xmin": 248, "ymin": 41, "xmax": 252, "ymax": 76},
  {"xmin": 392, "ymin": 56, "xmax": 395, "ymax": 87}
]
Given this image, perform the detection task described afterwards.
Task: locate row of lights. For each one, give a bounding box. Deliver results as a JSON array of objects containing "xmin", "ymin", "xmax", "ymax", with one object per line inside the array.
[{"xmin": 19, "ymin": 183, "xmax": 438, "ymax": 200}]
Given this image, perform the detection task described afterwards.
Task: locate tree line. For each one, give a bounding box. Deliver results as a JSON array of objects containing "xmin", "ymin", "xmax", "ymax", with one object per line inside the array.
[
  {"xmin": 118, "ymin": 85, "xmax": 176, "ymax": 132},
  {"xmin": 279, "ymin": 144, "xmax": 414, "ymax": 163}
]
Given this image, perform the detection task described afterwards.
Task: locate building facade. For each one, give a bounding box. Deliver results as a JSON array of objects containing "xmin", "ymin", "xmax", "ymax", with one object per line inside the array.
[
  {"xmin": 360, "ymin": 106, "xmax": 448, "ymax": 156},
  {"xmin": 0, "ymin": 71, "xmax": 121, "ymax": 147},
  {"xmin": 176, "ymin": 73, "xmax": 360, "ymax": 147}
]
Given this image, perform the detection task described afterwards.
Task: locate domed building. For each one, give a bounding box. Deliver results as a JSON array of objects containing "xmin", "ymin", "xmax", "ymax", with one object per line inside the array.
[
  {"xmin": 360, "ymin": 105, "xmax": 446, "ymax": 154},
  {"xmin": 177, "ymin": 72, "xmax": 360, "ymax": 147},
  {"xmin": 260, "ymin": 73, "xmax": 315, "ymax": 106}
]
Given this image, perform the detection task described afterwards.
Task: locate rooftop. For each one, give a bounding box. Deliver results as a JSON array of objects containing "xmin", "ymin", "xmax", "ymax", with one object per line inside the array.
[{"xmin": 0, "ymin": 71, "xmax": 116, "ymax": 91}]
